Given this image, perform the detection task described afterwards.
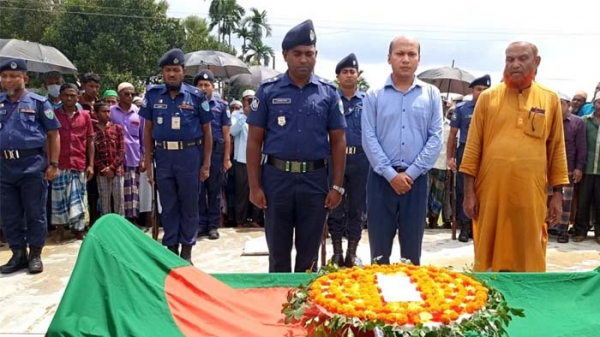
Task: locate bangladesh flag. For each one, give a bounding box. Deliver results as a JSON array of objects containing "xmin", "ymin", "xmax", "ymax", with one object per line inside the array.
[{"xmin": 47, "ymin": 214, "xmax": 305, "ymax": 336}]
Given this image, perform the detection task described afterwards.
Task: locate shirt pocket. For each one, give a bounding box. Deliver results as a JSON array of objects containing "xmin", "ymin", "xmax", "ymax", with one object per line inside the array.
[
  {"xmin": 411, "ymin": 105, "xmax": 429, "ymax": 132},
  {"xmin": 18, "ymin": 112, "xmax": 37, "ymax": 131},
  {"xmin": 524, "ymin": 113, "xmax": 546, "ymax": 139},
  {"xmin": 127, "ymin": 118, "xmax": 141, "ymax": 138},
  {"xmin": 270, "ymin": 105, "xmax": 293, "ymax": 130},
  {"xmin": 304, "ymin": 99, "xmax": 328, "ymax": 131}
]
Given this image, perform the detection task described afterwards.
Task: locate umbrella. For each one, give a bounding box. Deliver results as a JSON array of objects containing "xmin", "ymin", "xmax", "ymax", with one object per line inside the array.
[
  {"xmin": 184, "ymin": 50, "xmax": 250, "ymax": 78},
  {"xmin": 228, "ymin": 66, "xmax": 281, "ymax": 87},
  {"xmin": 417, "ymin": 67, "xmax": 475, "ymax": 95},
  {"xmin": 0, "ymin": 39, "xmax": 77, "ymax": 74}
]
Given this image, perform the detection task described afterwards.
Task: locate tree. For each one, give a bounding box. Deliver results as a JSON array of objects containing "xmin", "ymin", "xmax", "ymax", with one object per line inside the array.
[
  {"xmin": 245, "ymin": 38, "xmax": 274, "ymax": 67},
  {"xmin": 357, "ymin": 70, "xmax": 370, "ymax": 92},
  {"xmin": 0, "ymin": 0, "xmax": 62, "ymax": 42},
  {"xmin": 41, "ymin": 0, "xmax": 186, "ymax": 90},
  {"xmin": 234, "ymin": 17, "xmax": 252, "ymax": 54},
  {"xmin": 208, "ymin": 0, "xmax": 245, "ymax": 46},
  {"xmin": 182, "ymin": 15, "xmax": 235, "ymax": 54},
  {"xmin": 246, "ymin": 8, "xmax": 272, "ymax": 41}
]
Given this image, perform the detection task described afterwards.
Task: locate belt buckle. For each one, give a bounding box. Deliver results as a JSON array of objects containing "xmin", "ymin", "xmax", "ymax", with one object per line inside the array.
[
  {"xmin": 4, "ymin": 150, "xmax": 17, "ymax": 159},
  {"xmin": 290, "ymin": 161, "xmax": 301, "ymax": 173},
  {"xmin": 348, "ymin": 147, "xmax": 356, "ymax": 155},
  {"xmin": 166, "ymin": 141, "xmax": 179, "ymax": 150}
]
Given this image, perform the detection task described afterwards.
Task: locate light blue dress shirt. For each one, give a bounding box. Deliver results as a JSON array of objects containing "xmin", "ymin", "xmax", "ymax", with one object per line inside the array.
[
  {"xmin": 230, "ymin": 109, "xmax": 248, "ymax": 163},
  {"xmin": 362, "ymin": 76, "xmax": 443, "ymax": 182}
]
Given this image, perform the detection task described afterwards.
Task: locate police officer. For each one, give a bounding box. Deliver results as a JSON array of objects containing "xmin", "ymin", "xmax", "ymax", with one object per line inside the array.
[
  {"xmin": 447, "ymin": 74, "xmax": 491, "ymax": 242},
  {"xmin": 139, "ymin": 49, "xmax": 213, "ymax": 263},
  {"xmin": 193, "ymin": 70, "xmax": 231, "ymax": 240},
  {"xmin": 247, "ymin": 20, "xmax": 347, "ymax": 273},
  {"xmin": 328, "ymin": 53, "xmax": 368, "ymax": 268},
  {"xmin": 0, "ymin": 58, "xmax": 61, "ymax": 274}
]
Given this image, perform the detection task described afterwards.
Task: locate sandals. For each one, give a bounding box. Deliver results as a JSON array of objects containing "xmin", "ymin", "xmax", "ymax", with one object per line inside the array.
[{"xmin": 557, "ymin": 233, "xmax": 569, "ymax": 243}]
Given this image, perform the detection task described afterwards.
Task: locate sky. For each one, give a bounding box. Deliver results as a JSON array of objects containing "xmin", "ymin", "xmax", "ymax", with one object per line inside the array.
[{"xmin": 166, "ymin": 0, "xmax": 599, "ymax": 99}]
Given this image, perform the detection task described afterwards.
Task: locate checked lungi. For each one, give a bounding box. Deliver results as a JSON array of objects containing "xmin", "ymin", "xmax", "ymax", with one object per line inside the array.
[
  {"xmin": 51, "ymin": 170, "xmax": 87, "ymax": 231},
  {"xmin": 123, "ymin": 166, "xmax": 140, "ymax": 219},
  {"xmin": 427, "ymin": 168, "xmax": 451, "ymax": 224},
  {"xmin": 97, "ymin": 175, "xmax": 125, "ymax": 216},
  {"xmin": 547, "ymin": 173, "xmax": 575, "ymax": 232}
]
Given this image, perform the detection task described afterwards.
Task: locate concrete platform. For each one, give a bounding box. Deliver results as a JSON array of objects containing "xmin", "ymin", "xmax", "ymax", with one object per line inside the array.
[{"xmin": 0, "ymin": 227, "xmax": 599, "ymax": 336}]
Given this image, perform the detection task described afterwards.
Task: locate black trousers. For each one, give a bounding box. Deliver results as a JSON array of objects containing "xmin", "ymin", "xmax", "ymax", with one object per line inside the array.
[
  {"xmin": 234, "ymin": 161, "xmax": 262, "ymax": 224},
  {"xmin": 574, "ymin": 174, "xmax": 600, "ymax": 237}
]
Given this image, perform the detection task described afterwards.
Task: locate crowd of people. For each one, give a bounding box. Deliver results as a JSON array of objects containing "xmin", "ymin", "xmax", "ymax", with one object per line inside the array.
[{"xmin": 1, "ymin": 19, "xmax": 599, "ymax": 276}]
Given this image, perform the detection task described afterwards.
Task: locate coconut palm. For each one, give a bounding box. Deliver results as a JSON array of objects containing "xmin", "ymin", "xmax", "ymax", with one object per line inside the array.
[
  {"xmin": 247, "ymin": 8, "xmax": 272, "ymax": 41},
  {"xmin": 245, "ymin": 38, "xmax": 275, "ymax": 67},
  {"xmin": 208, "ymin": 0, "xmax": 245, "ymax": 45},
  {"xmin": 235, "ymin": 17, "xmax": 252, "ymax": 54}
]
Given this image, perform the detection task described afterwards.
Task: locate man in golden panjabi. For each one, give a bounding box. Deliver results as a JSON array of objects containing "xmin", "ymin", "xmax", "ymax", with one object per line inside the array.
[{"xmin": 459, "ymin": 41, "xmax": 569, "ymax": 272}]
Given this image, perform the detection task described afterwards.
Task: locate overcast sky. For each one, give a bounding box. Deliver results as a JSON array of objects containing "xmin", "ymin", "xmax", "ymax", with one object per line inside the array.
[{"xmin": 167, "ymin": 0, "xmax": 599, "ymax": 98}]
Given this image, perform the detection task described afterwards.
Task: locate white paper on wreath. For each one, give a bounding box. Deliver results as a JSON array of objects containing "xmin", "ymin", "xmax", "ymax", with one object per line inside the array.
[{"xmin": 376, "ymin": 273, "xmax": 423, "ymax": 302}]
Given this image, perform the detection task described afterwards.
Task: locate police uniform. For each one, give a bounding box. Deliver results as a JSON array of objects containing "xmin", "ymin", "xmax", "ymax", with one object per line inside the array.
[
  {"xmin": 138, "ymin": 49, "xmax": 213, "ymax": 262},
  {"xmin": 193, "ymin": 70, "xmax": 231, "ymax": 239},
  {"xmin": 328, "ymin": 53, "xmax": 368, "ymax": 268},
  {"xmin": 450, "ymin": 74, "xmax": 490, "ymax": 241},
  {"xmin": 0, "ymin": 59, "xmax": 61, "ymax": 274},
  {"xmin": 247, "ymin": 20, "xmax": 347, "ymax": 272}
]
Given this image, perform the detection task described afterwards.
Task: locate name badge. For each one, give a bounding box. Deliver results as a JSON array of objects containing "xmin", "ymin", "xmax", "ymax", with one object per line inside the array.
[
  {"xmin": 171, "ymin": 116, "xmax": 181, "ymax": 130},
  {"xmin": 154, "ymin": 104, "xmax": 168, "ymax": 109},
  {"xmin": 0, "ymin": 110, "xmax": 6, "ymax": 115},
  {"xmin": 272, "ymin": 98, "xmax": 291, "ymax": 105},
  {"xmin": 20, "ymin": 108, "xmax": 36, "ymax": 114},
  {"xmin": 178, "ymin": 104, "xmax": 194, "ymax": 110}
]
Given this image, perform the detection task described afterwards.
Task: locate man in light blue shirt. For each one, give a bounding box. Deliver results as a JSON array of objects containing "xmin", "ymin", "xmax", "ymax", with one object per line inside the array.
[
  {"xmin": 362, "ymin": 36, "xmax": 443, "ymax": 265},
  {"xmin": 231, "ymin": 90, "xmax": 262, "ymax": 227}
]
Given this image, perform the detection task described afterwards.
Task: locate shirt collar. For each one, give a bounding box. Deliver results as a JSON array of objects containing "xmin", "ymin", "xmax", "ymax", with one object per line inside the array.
[
  {"xmin": 280, "ymin": 71, "xmax": 320, "ymax": 88},
  {"xmin": 113, "ymin": 103, "xmax": 136, "ymax": 114},
  {"xmin": 337, "ymin": 89, "xmax": 365, "ymax": 101},
  {"xmin": 384, "ymin": 75, "xmax": 424, "ymax": 92},
  {"xmin": 160, "ymin": 83, "xmax": 186, "ymax": 96}
]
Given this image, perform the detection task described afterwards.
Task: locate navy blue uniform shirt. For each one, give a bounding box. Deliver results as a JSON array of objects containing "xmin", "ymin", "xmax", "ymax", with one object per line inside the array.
[
  {"xmin": 0, "ymin": 91, "xmax": 61, "ymax": 150},
  {"xmin": 450, "ymin": 100, "xmax": 475, "ymax": 144},
  {"xmin": 208, "ymin": 96, "xmax": 231, "ymax": 141},
  {"xmin": 139, "ymin": 83, "xmax": 212, "ymax": 142},
  {"xmin": 340, "ymin": 90, "xmax": 365, "ymax": 147},
  {"xmin": 247, "ymin": 72, "xmax": 347, "ymax": 161}
]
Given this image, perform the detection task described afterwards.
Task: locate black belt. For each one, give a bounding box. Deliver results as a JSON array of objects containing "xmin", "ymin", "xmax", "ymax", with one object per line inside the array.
[
  {"xmin": 346, "ymin": 146, "xmax": 364, "ymax": 155},
  {"xmin": 393, "ymin": 166, "xmax": 407, "ymax": 173},
  {"xmin": 0, "ymin": 148, "xmax": 42, "ymax": 160},
  {"xmin": 155, "ymin": 139, "xmax": 202, "ymax": 150},
  {"xmin": 267, "ymin": 156, "xmax": 326, "ymax": 173}
]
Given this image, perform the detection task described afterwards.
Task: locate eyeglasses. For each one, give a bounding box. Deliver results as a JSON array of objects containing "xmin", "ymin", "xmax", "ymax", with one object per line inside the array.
[{"xmin": 122, "ymin": 93, "xmax": 135, "ymax": 97}]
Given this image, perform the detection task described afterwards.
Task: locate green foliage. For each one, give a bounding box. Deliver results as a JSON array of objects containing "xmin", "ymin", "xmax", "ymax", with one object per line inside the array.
[{"xmin": 0, "ymin": 0, "xmax": 60, "ymax": 42}]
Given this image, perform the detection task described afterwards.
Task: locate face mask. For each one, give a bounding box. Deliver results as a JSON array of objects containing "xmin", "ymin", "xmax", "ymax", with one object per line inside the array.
[{"xmin": 47, "ymin": 84, "xmax": 61, "ymax": 98}]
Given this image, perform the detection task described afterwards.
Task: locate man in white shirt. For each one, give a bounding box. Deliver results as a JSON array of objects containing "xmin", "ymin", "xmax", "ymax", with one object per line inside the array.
[
  {"xmin": 427, "ymin": 101, "xmax": 452, "ymax": 228},
  {"xmin": 231, "ymin": 90, "xmax": 262, "ymax": 227}
]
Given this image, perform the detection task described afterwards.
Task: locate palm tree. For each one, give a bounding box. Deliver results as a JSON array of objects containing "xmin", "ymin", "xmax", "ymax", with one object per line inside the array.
[
  {"xmin": 208, "ymin": 0, "xmax": 245, "ymax": 45},
  {"xmin": 235, "ymin": 17, "xmax": 252, "ymax": 54},
  {"xmin": 247, "ymin": 8, "xmax": 272, "ymax": 41},
  {"xmin": 245, "ymin": 38, "xmax": 275, "ymax": 67}
]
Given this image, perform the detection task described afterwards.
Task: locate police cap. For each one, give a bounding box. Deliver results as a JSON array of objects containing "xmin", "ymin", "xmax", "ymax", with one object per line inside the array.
[
  {"xmin": 335, "ymin": 53, "xmax": 358, "ymax": 75},
  {"xmin": 0, "ymin": 58, "xmax": 27, "ymax": 73},
  {"xmin": 159, "ymin": 48, "xmax": 185, "ymax": 68},
  {"xmin": 282, "ymin": 20, "xmax": 316, "ymax": 50},
  {"xmin": 469, "ymin": 74, "xmax": 491, "ymax": 88},
  {"xmin": 193, "ymin": 69, "xmax": 215, "ymax": 86}
]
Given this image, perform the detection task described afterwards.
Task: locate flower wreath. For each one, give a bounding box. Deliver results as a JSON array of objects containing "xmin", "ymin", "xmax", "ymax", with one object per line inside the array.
[{"xmin": 283, "ymin": 263, "xmax": 524, "ymax": 336}]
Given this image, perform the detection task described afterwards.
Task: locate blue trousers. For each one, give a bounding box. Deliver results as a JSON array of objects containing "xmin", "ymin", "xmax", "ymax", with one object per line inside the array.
[
  {"xmin": 0, "ymin": 154, "xmax": 48, "ymax": 249},
  {"xmin": 366, "ymin": 169, "xmax": 427, "ymax": 265},
  {"xmin": 199, "ymin": 152, "xmax": 224, "ymax": 232},
  {"xmin": 328, "ymin": 153, "xmax": 368, "ymax": 241},
  {"xmin": 456, "ymin": 144, "xmax": 470, "ymax": 223},
  {"xmin": 262, "ymin": 164, "xmax": 328, "ymax": 273},
  {"xmin": 155, "ymin": 147, "xmax": 202, "ymax": 246}
]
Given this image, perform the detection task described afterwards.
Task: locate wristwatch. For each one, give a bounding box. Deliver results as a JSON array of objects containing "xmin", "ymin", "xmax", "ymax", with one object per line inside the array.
[
  {"xmin": 332, "ymin": 185, "xmax": 345, "ymax": 196},
  {"xmin": 552, "ymin": 186, "xmax": 564, "ymax": 194},
  {"xmin": 49, "ymin": 161, "xmax": 59, "ymax": 168}
]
